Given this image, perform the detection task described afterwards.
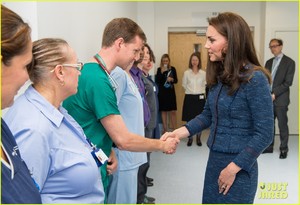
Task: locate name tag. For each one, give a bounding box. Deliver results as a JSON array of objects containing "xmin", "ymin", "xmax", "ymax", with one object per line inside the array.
[
  {"xmin": 153, "ymin": 86, "xmax": 156, "ymax": 92},
  {"xmin": 91, "ymin": 148, "xmax": 108, "ymax": 167}
]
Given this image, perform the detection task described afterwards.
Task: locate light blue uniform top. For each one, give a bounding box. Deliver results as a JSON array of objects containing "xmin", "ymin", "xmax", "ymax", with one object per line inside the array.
[
  {"xmin": 111, "ymin": 66, "xmax": 147, "ymax": 170},
  {"xmin": 4, "ymin": 85, "xmax": 104, "ymax": 204}
]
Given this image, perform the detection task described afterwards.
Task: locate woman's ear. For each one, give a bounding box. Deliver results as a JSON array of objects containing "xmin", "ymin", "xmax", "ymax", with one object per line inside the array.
[
  {"xmin": 52, "ymin": 65, "xmax": 64, "ymax": 79},
  {"xmin": 221, "ymin": 47, "xmax": 227, "ymax": 59},
  {"xmin": 52, "ymin": 65, "xmax": 65, "ymax": 86}
]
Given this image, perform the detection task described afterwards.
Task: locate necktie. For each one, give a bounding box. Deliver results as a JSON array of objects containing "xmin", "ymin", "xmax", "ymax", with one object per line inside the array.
[
  {"xmin": 270, "ymin": 57, "xmax": 279, "ymax": 90},
  {"xmin": 271, "ymin": 57, "xmax": 279, "ymax": 81}
]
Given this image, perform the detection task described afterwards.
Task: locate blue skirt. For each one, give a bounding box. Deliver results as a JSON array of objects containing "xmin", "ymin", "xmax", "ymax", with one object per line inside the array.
[{"xmin": 202, "ymin": 150, "xmax": 258, "ymax": 204}]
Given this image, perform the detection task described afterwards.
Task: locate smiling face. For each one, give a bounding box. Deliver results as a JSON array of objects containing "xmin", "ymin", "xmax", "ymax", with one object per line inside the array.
[
  {"xmin": 141, "ymin": 46, "xmax": 150, "ymax": 68},
  {"xmin": 205, "ymin": 25, "xmax": 228, "ymax": 62},
  {"xmin": 191, "ymin": 56, "xmax": 200, "ymax": 68},
  {"xmin": 118, "ymin": 35, "xmax": 144, "ymax": 70}
]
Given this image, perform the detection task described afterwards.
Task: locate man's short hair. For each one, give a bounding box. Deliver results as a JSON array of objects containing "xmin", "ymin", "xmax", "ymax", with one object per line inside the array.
[{"xmin": 102, "ymin": 18, "xmax": 146, "ymax": 47}]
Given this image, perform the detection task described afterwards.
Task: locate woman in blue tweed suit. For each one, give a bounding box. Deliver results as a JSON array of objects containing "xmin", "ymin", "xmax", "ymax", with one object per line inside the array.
[{"xmin": 163, "ymin": 12, "xmax": 274, "ymax": 204}]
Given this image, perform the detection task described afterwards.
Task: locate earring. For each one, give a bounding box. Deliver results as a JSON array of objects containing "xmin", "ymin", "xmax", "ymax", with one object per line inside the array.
[{"xmin": 60, "ymin": 80, "xmax": 65, "ymax": 86}]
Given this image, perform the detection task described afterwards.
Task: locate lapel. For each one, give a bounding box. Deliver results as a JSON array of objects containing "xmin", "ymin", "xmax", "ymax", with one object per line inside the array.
[
  {"xmin": 266, "ymin": 58, "xmax": 274, "ymax": 71},
  {"xmin": 273, "ymin": 55, "xmax": 286, "ymax": 81}
]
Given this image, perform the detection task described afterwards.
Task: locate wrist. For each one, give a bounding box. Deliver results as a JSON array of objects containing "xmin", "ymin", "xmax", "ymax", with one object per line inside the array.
[
  {"xmin": 227, "ymin": 162, "xmax": 241, "ymax": 175},
  {"xmin": 158, "ymin": 139, "xmax": 165, "ymax": 152}
]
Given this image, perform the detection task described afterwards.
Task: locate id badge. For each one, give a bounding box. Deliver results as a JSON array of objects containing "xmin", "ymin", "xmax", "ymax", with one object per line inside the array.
[
  {"xmin": 91, "ymin": 148, "xmax": 108, "ymax": 167},
  {"xmin": 153, "ymin": 86, "xmax": 156, "ymax": 92}
]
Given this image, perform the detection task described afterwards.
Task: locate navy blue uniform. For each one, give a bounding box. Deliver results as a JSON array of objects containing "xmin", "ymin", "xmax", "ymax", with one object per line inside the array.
[{"xmin": 1, "ymin": 118, "xmax": 41, "ymax": 204}]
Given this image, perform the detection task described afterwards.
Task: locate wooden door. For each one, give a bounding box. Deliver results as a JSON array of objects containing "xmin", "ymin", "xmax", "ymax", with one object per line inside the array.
[{"xmin": 168, "ymin": 32, "xmax": 208, "ymax": 128}]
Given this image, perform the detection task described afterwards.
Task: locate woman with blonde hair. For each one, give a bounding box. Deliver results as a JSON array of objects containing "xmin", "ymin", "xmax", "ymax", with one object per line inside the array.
[
  {"xmin": 156, "ymin": 54, "xmax": 178, "ymax": 134},
  {"xmin": 4, "ymin": 38, "xmax": 104, "ymax": 203}
]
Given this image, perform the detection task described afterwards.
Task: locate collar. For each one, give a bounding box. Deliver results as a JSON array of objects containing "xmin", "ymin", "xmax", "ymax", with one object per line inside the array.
[
  {"xmin": 130, "ymin": 65, "xmax": 142, "ymax": 76},
  {"xmin": 24, "ymin": 85, "xmax": 64, "ymax": 127},
  {"xmin": 275, "ymin": 53, "xmax": 283, "ymax": 60}
]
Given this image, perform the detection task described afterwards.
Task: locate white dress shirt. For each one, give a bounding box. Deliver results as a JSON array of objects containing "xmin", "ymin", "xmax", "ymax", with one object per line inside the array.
[{"xmin": 182, "ymin": 69, "xmax": 206, "ymax": 94}]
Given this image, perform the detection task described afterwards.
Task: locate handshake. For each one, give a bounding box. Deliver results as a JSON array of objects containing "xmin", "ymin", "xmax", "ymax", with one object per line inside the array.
[
  {"xmin": 160, "ymin": 131, "xmax": 179, "ymax": 154},
  {"xmin": 159, "ymin": 126, "xmax": 190, "ymax": 154}
]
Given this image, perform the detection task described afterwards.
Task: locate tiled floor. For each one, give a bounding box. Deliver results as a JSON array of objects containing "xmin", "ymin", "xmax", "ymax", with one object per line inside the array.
[{"xmin": 147, "ymin": 129, "xmax": 299, "ymax": 204}]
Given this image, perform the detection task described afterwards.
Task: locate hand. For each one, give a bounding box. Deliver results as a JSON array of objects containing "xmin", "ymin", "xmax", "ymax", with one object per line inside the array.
[
  {"xmin": 160, "ymin": 131, "xmax": 177, "ymax": 141},
  {"xmin": 272, "ymin": 93, "xmax": 275, "ymax": 101},
  {"xmin": 161, "ymin": 127, "xmax": 189, "ymax": 141},
  {"xmin": 167, "ymin": 77, "xmax": 173, "ymax": 82},
  {"xmin": 218, "ymin": 162, "xmax": 241, "ymax": 195},
  {"xmin": 162, "ymin": 137, "xmax": 179, "ymax": 154},
  {"xmin": 106, "ymin": 149, "xmax": 118, "ymax": 176}
]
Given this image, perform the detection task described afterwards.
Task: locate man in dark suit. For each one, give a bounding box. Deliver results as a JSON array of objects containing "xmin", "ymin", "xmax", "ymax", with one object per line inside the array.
[{"xmin": 264, "ymin": 38, "xmax": 295, "ymax": 159}]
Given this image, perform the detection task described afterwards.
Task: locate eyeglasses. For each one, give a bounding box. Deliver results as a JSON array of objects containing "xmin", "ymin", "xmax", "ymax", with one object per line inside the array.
[
  {"xmin": 269, "ymin": 45, "xmax": 280, "ymax": 49},
  {"xmin": 62, "ymin": 62, "xmax": 84, "ymax": 71},
  {"xmin": 50, "ymin": 62, "xmax": 84, "ymax": 73}
]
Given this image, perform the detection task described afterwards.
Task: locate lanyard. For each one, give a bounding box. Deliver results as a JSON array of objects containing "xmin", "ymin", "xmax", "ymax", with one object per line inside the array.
[
  {"xmin": 86, "ymin": 138, "xmax": 97, "ymax": 151},
  {"xmin": 94, "ymin": 53, "xmax": 118, "ymax": 91},
  {"xmin": 94, "ymin": 53, "xmax": 110, "ymax": 74}
]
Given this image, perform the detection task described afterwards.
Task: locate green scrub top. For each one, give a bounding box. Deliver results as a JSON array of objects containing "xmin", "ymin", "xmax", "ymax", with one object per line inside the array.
[{"xmin": 63, "ymin": 62, "xmax": 120, "ymax": 195}]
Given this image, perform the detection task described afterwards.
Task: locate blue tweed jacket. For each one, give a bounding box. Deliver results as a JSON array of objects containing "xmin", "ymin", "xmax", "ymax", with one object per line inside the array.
[{"xmin": 185, "ymin": 70, "xmax": 274, "ymax": 172}]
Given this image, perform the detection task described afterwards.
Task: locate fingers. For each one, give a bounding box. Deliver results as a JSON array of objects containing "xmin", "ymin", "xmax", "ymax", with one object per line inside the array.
[
  {"xmin": 218, "ymin": 183, "xmax": 230, "ymax": 194},
  {"xmin": 160, "ymin": 132, "xmax": 170, "ymax": 141},
  {"xmin": 107, "ymin": 149, "xmax": 118, "ymax": 174},
  {"xmin": 160, "ymin": 131, "xmax": 179, "ymax": 141},
  {"xmin": 162, "ymin": 137, "xmax": 179, "ymax": 154},
  {"xmin": 106, "ymin": 162, "xmax": 113, "ymax": 175},
  {"xmin": 106, "ymin": 162, "xmax": 117, "ymax": 175},
  {"xmin": 164, "ymin": 149, "xmax": 176, "ymax": 154},
  {"xmin": 107, "ymin": 169, "xmax": 112, "ymax": 175},
  {"xmin": 218, "ymin": 175, "xmax": 234, "ymax": 195}
]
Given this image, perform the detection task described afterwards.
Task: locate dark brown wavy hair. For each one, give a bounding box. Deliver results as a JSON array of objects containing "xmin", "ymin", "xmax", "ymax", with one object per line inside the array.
[
  {"xmin": 144, "ymin": 43, "xmax": 156, "ymax": 63},
  {"xmin": 206, "ymin": 12, "xmax": 271, "ymax": 95}
]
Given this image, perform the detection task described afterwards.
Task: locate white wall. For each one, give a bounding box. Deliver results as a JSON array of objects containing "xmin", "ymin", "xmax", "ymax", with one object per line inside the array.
[
  {"xmin": 263, "ymin": 2, "xmax": 298, "ymax": 61},
  {"xmin": 4, "ymin": 2, "xmax": 297, "ymax": 74},
  {"xmin": 137, "ymin": 2, "xmax": 155, "ymax": 55},
  {"xmin": 36, "ymin": 2, "xmax": 137, "ymax": 62},
  {"xmin": 2, "ymin": 2, "xmax": 298, "ymax": 133},
  {"xmin": 264, "ymin": 2, "xmax": 299, "ymax": 134},
  {"xmin": 2, "ymin": 2, "xmax": 39, "ymax": 41},
  {"xmin": 148, "ymin": 2, "xmax": 266, "ymax": 70}
]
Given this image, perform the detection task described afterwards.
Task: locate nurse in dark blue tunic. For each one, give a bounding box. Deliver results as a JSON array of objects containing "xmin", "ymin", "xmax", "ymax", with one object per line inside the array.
[
  {"xmin": 1, "ymin": 119, "xmax": 42, "ymax": 204},
  {"xmin": 166, "ymin": 12, "xmax": 273, "ymax": 204},
  {"xmin": 1, "ymin": 5, "xmax": 42, "ymax": 204}
]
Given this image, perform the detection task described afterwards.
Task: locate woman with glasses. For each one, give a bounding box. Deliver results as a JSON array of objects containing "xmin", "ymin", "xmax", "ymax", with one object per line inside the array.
[{"xmin": 4, "ymin": 38, "xmax": 105, "ymax": 203}]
